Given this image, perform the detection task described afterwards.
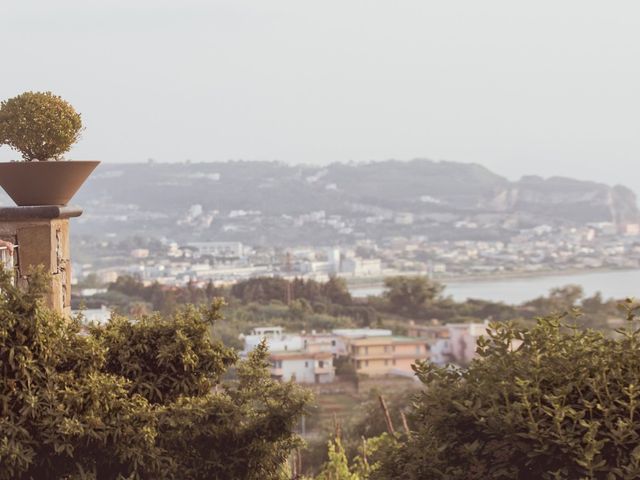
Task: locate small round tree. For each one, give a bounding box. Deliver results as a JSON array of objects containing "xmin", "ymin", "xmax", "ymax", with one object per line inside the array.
[{"xmin": 0, "ymin": 91, "xmax": 83, "ymax": 161}]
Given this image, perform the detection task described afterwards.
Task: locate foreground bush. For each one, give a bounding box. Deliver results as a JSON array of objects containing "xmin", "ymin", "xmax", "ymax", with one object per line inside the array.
[
  {"xmin": 375, "ymin": 306, "xmax": 640, "ymax": 480},
  {"xmin": 0, "ymin": 269, "xmax": 309, "ymax": 479}
]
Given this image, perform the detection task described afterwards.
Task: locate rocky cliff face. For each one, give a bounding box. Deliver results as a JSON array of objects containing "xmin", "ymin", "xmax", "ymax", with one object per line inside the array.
[
  {"xmin": 611, "ymin": 185, "xmax": 640, "ymax": 225},
  {"xmin": 480, "ymin": 176, "xmax": 640, "ymax": 224}
]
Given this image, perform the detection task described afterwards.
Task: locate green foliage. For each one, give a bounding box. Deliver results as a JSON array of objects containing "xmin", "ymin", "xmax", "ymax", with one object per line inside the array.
[
  {"xmin": 376, "ymin": 306, "xmax": 640, "ymax": 479},
  {"xmin": 351, "ymin": 434, "xmax": 397, "ymax": 479},
  {"xmin": 90, "ymin": 300, "xmax": 237, "ymax": 404},
  {"xmin": 343, "ymin": 389, "xmax": 415, "ymax": 448},
  {"xmin": 316, "ymin": 437, "xmax": 359, "ymax": 480},
  {"xmin": 0, "ymin": 268, "xmax": 310, "ymax": 479},
  {"xmin": 155, "ymin": 342, "xmax": 311, "ymax": 479},
  {"xmin": 231, "ymin": 276, "xmax": 353, "ymax": 307},
  {"xmin": 0, "ymin": 267, "xmax": 163, "ymax": 479},
  {"xmin": 102, "ymin": 275, "xmax": 355, "ymax": 318},
  {"xmin": 0, "ymin": 91, "xmax": 83, "ymax": 161},
  {"xmin": 383, "ymin": 275, "xmax": 444, "ymax": 317},
  {"xmin": 312, "ymin": 433, "xmax": 395, "ymax": 480},
  {"xmin": 523, "ymin": 284, "xmax": 585, "ymax": 316},
  {"xmin": 102, "ymin": 276, "xmax": 223, "ymax": 315},
  {"xmin": 333, "ymin": 356, "xmax": 357, "ymax": 380}
]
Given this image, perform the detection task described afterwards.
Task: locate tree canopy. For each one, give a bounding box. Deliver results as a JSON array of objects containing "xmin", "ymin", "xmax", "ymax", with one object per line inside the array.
[
  {"xmin": 383, "ymin": 275, "xmax": 444, "ymax": 316},
  {"xmin": 0, "ymin": 268, "xmax": 310, "ymax": 479}
]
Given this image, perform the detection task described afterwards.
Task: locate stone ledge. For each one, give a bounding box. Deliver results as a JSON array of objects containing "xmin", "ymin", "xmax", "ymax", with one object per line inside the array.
[{"xmin": 0, "ymin": 205, "xmax": 83, "ymax": 221}]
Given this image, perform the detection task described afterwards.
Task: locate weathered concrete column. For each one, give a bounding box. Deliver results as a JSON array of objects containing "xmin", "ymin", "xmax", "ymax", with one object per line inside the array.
[{"xmin": 0, "ymin": 206, "xmax": 82, "ymax": 316}]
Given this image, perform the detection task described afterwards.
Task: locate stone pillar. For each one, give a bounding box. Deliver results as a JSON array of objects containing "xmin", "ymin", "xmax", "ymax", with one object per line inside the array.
[{"xmin": 0, "ymin": 206, "xmax": 82, "ymax": 316}]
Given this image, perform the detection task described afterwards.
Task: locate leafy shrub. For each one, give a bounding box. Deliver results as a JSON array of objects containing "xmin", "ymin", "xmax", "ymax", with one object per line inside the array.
[
  {"xmin": 375, "ymin": 307, "xmax": 640, "ymax": 479},
  {"xmin": 383, "ymin": 275, "xmax": 444, "ymax": 317},
  {"xmin": 0, "ymin": 91, "xmax": 82, "ymax": 161},
  {"xmin": 0, "ymin": 268, "xmax": 310, "ymax": 479},
  {"xmin": 316, "ymin": 437, "xmax": 359, "ymax": 480}
]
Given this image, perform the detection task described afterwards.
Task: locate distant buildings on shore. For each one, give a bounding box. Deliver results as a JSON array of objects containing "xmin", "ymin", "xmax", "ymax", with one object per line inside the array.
[{"xmin": 74, "ymin": 219, "xmax": 640, "ymax": 295}]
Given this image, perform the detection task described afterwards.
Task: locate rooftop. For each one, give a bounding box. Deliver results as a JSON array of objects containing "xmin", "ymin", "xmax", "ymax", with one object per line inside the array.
[
  {"xmin": 332, "ymin": 328, "xmax": 392, "ymax": 338},
  {"xmin": 270, "ymin": 350, "xmax": 332, "ymax": 360},
  {"xmin": 350, "ymin": 336, "xmax": 426, "ymax": 345}
]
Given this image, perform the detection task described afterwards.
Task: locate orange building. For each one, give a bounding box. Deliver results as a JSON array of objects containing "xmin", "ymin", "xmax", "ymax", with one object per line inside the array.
[{"xmin": 349, "ymin": 336, "xmax": 429, "ymax": 376}]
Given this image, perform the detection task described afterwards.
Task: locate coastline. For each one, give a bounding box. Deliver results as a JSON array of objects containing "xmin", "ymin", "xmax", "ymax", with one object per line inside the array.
[{"xmin": 346, "ymin": 266, "xmax": 640, "ymax": 290}]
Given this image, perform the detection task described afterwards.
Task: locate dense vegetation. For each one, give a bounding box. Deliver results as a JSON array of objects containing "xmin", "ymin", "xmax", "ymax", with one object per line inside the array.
[
  {"xmin": 0, "ymin": 268, "xmax": 309, "ymax": 479},
  {"xmin": 73, "ymin": 273, "xmax": 630, "ymax": 478},
  {"xmin": 3, "ymin": 271, "xmax": 631, "ymax": 478},
  {"xmin": 370, "ymin": 305, "xmax": 640, "ymax": 479},
  {"xmin": 77, "ymin": 274, "xmax": 622, "ymax": 347},
  {"xmin": 304, "ymin": 306, "xmax": 640, "ymax": 480}
]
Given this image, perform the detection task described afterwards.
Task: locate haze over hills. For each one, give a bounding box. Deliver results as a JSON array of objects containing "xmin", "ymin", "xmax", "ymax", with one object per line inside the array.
[{"xmin": 60, "ymin": 159, "xmax": 639, "ymax": 244}]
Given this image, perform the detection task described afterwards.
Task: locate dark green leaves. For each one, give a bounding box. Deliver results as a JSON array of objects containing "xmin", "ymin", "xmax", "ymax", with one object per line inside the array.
[
  {"xmin": 377, "ymin": 309, "xmax": 640, "ymax": 480},
  {"xmin": 0, "ymin": 269, "xmax": 309, "ymax": 479}
]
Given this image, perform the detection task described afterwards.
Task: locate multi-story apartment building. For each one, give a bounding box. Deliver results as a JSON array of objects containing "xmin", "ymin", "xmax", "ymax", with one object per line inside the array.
[
  {"xmin": 302, "ymin": 332, "xmax": 335, "ymax": 355},
  {"xmin": 331, "ymin": 328, "xmax": 392, "ymax": 357},
  {"xmin": 270, "ymin": 351, "xmax": 334, "ymax": 384},
  {"xmin": 244, "ymin": 326, "xmax": 431, "ymax": 382},
  {"xmin": 243, "ymin": 326, "xmax": 336, "ymax": 384},
  {"xmin": 349, "ymin": 336, "xmax": 429, "ymax": 376}
]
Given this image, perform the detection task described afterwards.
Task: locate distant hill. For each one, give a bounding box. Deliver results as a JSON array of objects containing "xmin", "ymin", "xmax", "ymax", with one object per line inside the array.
[
  {"xmin": 4, "ymin": 158, "xmax": 623, "ymax": 245},
  {"xmin": 70, "ymin": 159, "xmax": 638, "ymax": 225}
]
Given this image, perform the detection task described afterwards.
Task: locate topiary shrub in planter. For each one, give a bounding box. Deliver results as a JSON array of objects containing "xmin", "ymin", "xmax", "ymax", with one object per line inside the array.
[
  {"xmin": 0, "ymin": 91, "xmax": 83, "ymax": 161},
  {"xmin": 0, "ymin": 91, "xmax": 99, "ymax": 206}
]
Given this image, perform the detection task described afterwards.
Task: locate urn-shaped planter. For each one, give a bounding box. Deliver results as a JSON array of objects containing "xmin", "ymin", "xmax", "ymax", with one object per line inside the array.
[{"xmin": 0, "ymin": 160, "xmax": 100, "ymax": 206}]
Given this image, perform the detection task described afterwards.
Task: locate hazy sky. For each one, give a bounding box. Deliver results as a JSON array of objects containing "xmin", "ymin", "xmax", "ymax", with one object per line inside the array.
[{"xmin": 2, "ymin": 1, "xmax": 640, "ymax": 192}]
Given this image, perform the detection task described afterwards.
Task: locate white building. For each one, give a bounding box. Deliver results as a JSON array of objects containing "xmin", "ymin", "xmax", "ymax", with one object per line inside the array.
[
  {"xmin": 187, "ymin": 204, "xmax": 203, "ymax": 218},
  {"xmin": 446, "ymin": 321, "xmax": 489, "ymax": 365},
  {"xmin": 341, "ymin": 257, "xmax": 382, "ymax": 277},
  {"xmin": 327, "ymin": 247, "xmax": 341, "ymax": 273},
  {"xmin": 300, "ymin": 260, "xmax": 332, "ymax": 275},
  {"xmin": 242, "ymin": 326, "xmax": 304, "ymax": 354},
  {"xmin": 332, "ymin": 328, "xmax": 392, "ymax": 338},
  {"xmin": 428, "ymin": 337, "xmax": 451, "ymax": 365},
  {"xmin": 187, "ymin": 241, "xmax": 245, "ymax": 259},
  {"xmin": 407, "ymin": 321, "xmax": 490, "ymax": 366},
  {"xmin": 302, "ymin": 332, "xmax": 336, "ymax": 355},
  {"xmin": 74, "ymin": 306, "xmax": 111, "ymax": 325},
  {"xmin": 243, "ymin": 327, "xmax": 336, "ymax": 383},
  {"xmin": 270, "ymin": 351, "xmax": 334, "ymax": 383},
  {"xmin": 167, "ymin": 242, "xmax": 183, "ymax": 258}
]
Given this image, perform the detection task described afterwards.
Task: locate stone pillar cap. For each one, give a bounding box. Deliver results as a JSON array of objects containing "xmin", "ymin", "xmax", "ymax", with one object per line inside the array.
[{"xmin": 0, "ymin": 205, "xmax": 83, "ymax": 221}]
